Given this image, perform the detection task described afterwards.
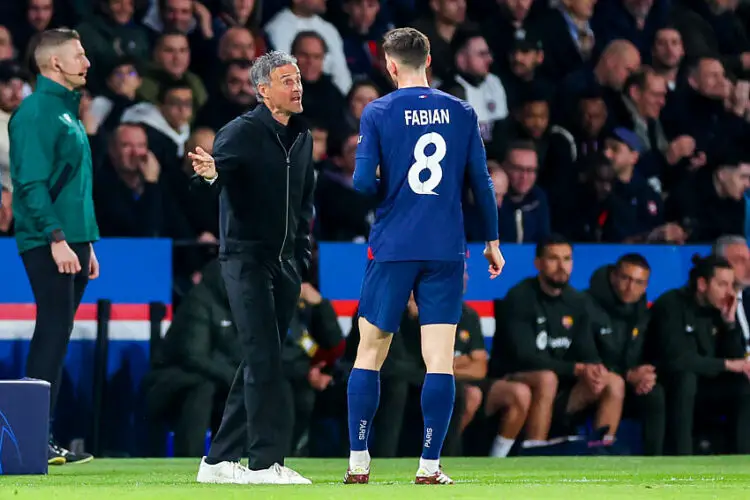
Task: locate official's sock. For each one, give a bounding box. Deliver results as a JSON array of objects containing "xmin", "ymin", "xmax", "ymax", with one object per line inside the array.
[
  {"xmin": 420, "ymin": 373, "xmax": 455, "ymax": 468},
  {"xmin": 347, "ymin": 368, "xmax": 380, "ymax": 465},
  {"xmin": 490, "ymin": 436, "xmax": 515, "ymax": 457}
]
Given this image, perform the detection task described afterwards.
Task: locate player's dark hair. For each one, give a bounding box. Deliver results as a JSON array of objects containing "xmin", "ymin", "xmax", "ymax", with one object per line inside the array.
[
  {"xmin": 291, "ymin": 31, "xmax": 328, "ymax": 56},
  {"xmin": 382, "ymin": 27, "xmax": 430, "ymax": 69},
  {"xmin": 688, "ymin": 254, "xmax": 732, "ymax": 292},
  {"xmin": 157, "ymin": 78, "xmax": 192, "ymax": 104},
  {"xmin": 535, "ymin": 233, "xmax": 572, "ymax": 258},
  {"xmin": 615, "ymin": 253, "xmax": 651, "ymax": 273}
]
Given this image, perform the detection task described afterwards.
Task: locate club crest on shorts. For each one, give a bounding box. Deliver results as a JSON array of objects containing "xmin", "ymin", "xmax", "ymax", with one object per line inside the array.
[
  {"xmin": 459, "ymin": 329, "xmax": 470, "ymax": 343},
  {"xmin": 562, "ymin": 316, "xmax": 574, "ymax": 329}
]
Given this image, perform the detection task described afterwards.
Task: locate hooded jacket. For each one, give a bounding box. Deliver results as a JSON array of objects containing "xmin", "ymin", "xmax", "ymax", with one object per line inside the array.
[{"xmin": 585, "ymin": 265, "xmax": 651, "ymax": 375}]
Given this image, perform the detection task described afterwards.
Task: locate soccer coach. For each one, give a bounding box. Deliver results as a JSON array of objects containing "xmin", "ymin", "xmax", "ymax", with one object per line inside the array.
[
  {"xmin": 190, "ymin": 50, "xmax": 315, "ymax": 485},
  {"xmin": 9, "ymin": 28, "xmax": 99, "ymax": 465}
]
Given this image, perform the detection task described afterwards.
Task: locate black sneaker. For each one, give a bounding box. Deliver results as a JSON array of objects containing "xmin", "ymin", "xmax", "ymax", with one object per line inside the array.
[
  {"xmin": 48, "ymin": 444, "xmax": 66, "ymax": 465},
  {"xmin": 49, "ymin": 441, "xmax": 94, "ymax": 465}
]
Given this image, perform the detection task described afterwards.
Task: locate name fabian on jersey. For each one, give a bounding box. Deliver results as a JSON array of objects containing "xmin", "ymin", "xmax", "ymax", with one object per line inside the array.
[{"xmin": 404, "ymin": 109, "xmax": 450, "ymax": 126}]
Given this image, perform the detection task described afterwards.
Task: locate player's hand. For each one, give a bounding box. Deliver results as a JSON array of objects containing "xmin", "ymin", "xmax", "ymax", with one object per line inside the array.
[
  {"xmin": 726, "ymin": 359, "xmax": 749, "ymax": 373},
  {"xmin": 51, "ymin": 241, "xmax": 81, "ymax": 275},
  {"xmin": 189, "ymin": 146, "xmax": 217, "ymax": 180},
  {"xmin": 300, "ymin": 282, "xmax": 323, "ymax": 305},
  {"xmin": 307, "ymin": 362, "xmax": 333, "ymax": 391},
  {"xmin": 89, "ymin": 244, "xmax": 100, "ymax": 280},
  {"xmin": 483, "ymin": 241, "xmax": 505, "ymax": 279}
]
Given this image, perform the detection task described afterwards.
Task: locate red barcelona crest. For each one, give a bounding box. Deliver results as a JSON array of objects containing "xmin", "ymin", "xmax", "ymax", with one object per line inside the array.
[{"xmin": 562, "ymin": 316, "xmax": 574, "ymax": 329}]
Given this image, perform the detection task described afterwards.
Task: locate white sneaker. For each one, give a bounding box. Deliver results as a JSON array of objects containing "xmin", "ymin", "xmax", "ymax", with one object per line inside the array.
[
  {"xmin": 246, "ymin": 463, "xmax": 312, "ymax": 485},
  {"xmin": 196, "ymin": 457, "xmax": 251, "ymax": 484}
]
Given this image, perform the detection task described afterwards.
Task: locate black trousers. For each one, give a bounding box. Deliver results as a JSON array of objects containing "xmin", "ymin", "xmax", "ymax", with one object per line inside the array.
[
  {"xmin": 144, "ymin": 367, "xmax": 228, "ymax": 457},
  {"xmin": 207, "ymin": 257, "xmax": 301, "ymax": 469},
  {"xmin": 624, "ymin": 383, "xmax": 666, "ymax": 456},
  {"xmin": 280, "ymin": 376, "xmax": 316, "ymax": 456},
  {"xmin": 662, "ymin": 371, "xmax": 750, "ymax": 455},
  {"xmin": 22, "ymin": 242, "xmax": 90, "ymax": 420}
]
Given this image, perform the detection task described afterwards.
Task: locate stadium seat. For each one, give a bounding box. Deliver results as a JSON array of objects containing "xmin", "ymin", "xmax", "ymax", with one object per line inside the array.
[{"xmin": 0, "ymin": 379, "xmax": 50, "ymax": 474}]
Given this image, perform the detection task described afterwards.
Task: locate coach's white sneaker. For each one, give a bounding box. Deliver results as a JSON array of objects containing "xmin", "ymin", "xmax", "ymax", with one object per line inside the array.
[
  {"xmin": 246, "ymin": 463, "xmax": 312, "ymax": 485},
  {"xmin": 196, "ymin": 457, "xmax": 251, "ymax": 484}
]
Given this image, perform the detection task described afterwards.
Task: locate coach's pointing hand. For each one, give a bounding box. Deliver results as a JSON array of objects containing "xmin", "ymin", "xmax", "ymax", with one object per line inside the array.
[
  {"xmin": 189, "ymin": 146, "xmax": 217, "ymax": 180},
  {"xmin": 484, "ymin": 240, "xmax": 505, "ymax": 279}
]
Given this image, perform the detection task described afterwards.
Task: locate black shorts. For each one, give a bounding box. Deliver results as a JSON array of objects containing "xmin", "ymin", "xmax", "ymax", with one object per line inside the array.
[{"xmin": 460, "ymin": 378, "xmax": 504, "ymax": 456}]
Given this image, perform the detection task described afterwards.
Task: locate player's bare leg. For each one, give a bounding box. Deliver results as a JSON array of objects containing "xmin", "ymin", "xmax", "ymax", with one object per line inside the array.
[
  {"xmin": 415, "ymin": 324, "xmax": 457, "ymax": 485},
  {"xmin": 484, "ymin": 380, "xmax": 532, "ymax": 457},
  {"xmin": 459, "ymin": 385, "xmax": 484, "ymax": 433},
  {"xmin": 508, "ymin": 370, "xmax": 558, "ymax": 444},
  {"xmin": 567, "ymin": 372, "xmax": 625, "ymax": 444},
  {"xmin": 344, "ymin": 317, "xmax": 393, "ymax": 484}
]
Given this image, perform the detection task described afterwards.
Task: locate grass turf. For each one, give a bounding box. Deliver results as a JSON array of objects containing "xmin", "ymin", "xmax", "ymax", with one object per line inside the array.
[{"xmin": 1, "ymin": 456, "xmax": 749, "ymax": 499}]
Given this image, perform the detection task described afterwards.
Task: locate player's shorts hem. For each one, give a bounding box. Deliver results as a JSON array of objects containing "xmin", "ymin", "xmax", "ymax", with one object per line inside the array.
[{"xmin": 358, "ymin": 312, "xmax": 399, "ymax": 335}]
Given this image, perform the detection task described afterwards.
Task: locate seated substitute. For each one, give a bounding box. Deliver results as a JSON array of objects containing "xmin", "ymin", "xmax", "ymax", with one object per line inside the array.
[
  {"xmin": 493, "ymin": 234, "xmax": 625, "ymax": 447},
  {"xmin": 584, "ymin": 254, "xmax": 665, "ymax": 455},
  {"xmin": 645, "ymin": 255, "xmax": 750, "ymax": 455}
]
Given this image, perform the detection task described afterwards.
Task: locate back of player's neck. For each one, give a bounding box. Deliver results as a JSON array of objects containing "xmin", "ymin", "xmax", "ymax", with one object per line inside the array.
[{"xmin": 397, "ymin": 77, "xmax": 429, "ymax": 89}]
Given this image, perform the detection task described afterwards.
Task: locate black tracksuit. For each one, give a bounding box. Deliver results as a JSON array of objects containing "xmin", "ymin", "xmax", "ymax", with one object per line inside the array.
[
  {"xmin": 645, "ymin": 288, "xmax": 750, "ymax": 455},
  {"xmin": 585, "ymin": 266, "xmax": 665, "ymax": 456},
  {"xmin": 203, "ymin": 104, "xmax": 315, "ymax": 469}
]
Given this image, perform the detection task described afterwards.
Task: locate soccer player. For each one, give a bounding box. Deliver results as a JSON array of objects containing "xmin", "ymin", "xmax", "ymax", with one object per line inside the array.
[{"xmin": 345, "ymin": 27, "xmax": 504, "ymax": 485}]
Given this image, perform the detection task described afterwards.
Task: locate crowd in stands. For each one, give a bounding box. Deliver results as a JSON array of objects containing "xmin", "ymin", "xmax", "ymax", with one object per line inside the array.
[{"xmin": 2, "ymin": 0, "xmax": 750, "ymax": 457}]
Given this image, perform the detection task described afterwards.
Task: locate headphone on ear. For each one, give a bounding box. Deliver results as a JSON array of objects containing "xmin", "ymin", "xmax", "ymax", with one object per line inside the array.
[{"xmin": 55, "ymin": 60, "xmax": 85, "ymax": 77}]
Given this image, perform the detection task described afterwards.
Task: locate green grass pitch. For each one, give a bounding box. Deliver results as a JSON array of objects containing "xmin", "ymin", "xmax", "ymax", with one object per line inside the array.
[{"xmin": 1, "ymin": 456, "xmax": 749, "ymax": 499}]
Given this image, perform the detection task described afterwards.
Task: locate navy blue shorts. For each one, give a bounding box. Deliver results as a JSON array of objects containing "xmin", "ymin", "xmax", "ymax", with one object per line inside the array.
[{"xmin": 358, "ymin": 260, "xmax": 465, "ymax": 333}]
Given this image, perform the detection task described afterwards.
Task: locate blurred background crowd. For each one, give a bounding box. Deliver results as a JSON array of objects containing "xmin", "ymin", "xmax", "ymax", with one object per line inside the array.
[{"xmin": 2, "ymin": 0, "xmax": 750, "ymax": 458}]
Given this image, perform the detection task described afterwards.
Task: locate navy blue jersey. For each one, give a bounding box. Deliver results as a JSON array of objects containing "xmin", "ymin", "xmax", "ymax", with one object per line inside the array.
[{"xmin": 353, "ymin": 87, "xmax": 498, "ymax": 262}]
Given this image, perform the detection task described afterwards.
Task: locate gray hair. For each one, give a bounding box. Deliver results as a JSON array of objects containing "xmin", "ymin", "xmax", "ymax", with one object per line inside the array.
[
  {"xmin": 712, "ymin": 235, "xmax": 748, "ymax": 257},
  {"xmin": 250, "ymin": 50, "xmax": 298, "ymax": 102}
]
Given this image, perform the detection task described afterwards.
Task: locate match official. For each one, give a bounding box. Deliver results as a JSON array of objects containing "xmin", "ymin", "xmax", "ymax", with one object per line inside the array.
[
  {"xmin": 9, "ymin": 28, "xmax": 99, "ymax": 466},
  {"xmin": 190, "ymin": 51, "xmax": 314, "ymax": 485}
]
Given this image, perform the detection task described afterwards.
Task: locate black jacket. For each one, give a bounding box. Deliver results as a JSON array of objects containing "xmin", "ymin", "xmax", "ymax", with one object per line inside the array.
[
  {"xmin": 585, "ymin": 265, "xmax": 651, "ymax": 376},
  {"xmin": 210, "ymin": 104, "xmax": 315, "ymax": 273}
]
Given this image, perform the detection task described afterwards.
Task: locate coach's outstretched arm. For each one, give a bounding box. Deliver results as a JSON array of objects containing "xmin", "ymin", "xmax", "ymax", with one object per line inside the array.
[
  {"xmin": 189, "ymin": 119, "xmax": 247, "ymax": 185},
  {"xmin": 352, "ymin": 106, "xmax": 380, "ymax": 195}
]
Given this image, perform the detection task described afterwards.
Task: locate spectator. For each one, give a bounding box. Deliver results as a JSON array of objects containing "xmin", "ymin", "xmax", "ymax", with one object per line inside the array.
[
  {"xmin": 671, "ymin": 0, "xmax": 750, "ymax": 80},
  {"xmin": 465, "ymin": 162, "xmax": 508, "ymax": 242},
  {"xmin": 496, "ymin": 140, "xmax": 550, "ymax": 244},
  {"xmin": 122, "ymin": 78, "xmax": 193, "ymax": 166},
  {"xmin": 555, "ymin": 39, "xmax": 641, "ymax": 130},
  {"xmin": 137, "ymin": 31, "xmax": 208, "ymax": 111},
  {"xmin": 340, "ymin": 0, "xmax": 393, "ymax": 80},
  {"xmin": 309, "ymin": 121, "xmax": 329, "ymax": 169},
  {"xmin": 88, "ymin": 57, "xmax": 143, "ymax": 135},
  {"xmin": 713, "ymin": 235, "xmax": 750, "ymax": 359},
  {"xmin": 217, "ymin": 26, "xmax": 256, "ymax": 63},
  {"xmin": 11, "ymin": 0, "xmax": 57, "ymax": 58},
  {"xmin": 662, "ymin": 57, "xmax": 746, "ymax": 162},
  {"xmin": 144, "ymin": 259, "xmax": 242, "ymax": 457},
  {"xmin": 535, "ymin": 0, "xmax": 597, "ymax": 82},
  {"xmin": 481, "ymin": 0, "xmax": 536, "ymax": 77},
  {"xmin": 75, "ymin": 0, "xmax": 150, "ymax": 94},
  {"xmin": 141, "ymin": 0, "xmax": 216, "ymax": 78},
  {"xmin": 603, "ymin": 127, "xmax": 684, "ymax": 244},
  {"xmin": 291, "ymin": 31, "xmax": 348, "ymax": 138},
  {"xmin": 314, "ymin": 131, "xmax": 378, "ymax": 241},
  {"xmin": 265, "ymin": 0, "xmax": 353, "ymax": 94},
  {"xmin": 645, "ymin": 255, "xmax": 750, "ymax": 455},
  {"xmin": 93, "ymin": 123, "xmax": 193, "ymax": 239},
  {"xmin": 591, "ymin": 0, "xmax": 670, "ymax": 61},
  {"xmin": 441, "ymin": 27, "xmax": 508, "ymax": 144},
  {"xmin": 343, "ymin": 79, "xmax": 380, "ymax": 132},
  {"xmin": 560, "ymin": 153, "xmax": 637, "ymax": 242},
  {"xmin": 213, "ymin": 0, "xmax": 266, "ymax": 57},
  {"xmin": 0, "ymin": 62, "xmax": 25, "ymax": 197},
  {"xmin": 499, "ymin": 30, "xmax": 552, "ymax": 113},
  {"xmin": 0, "ymin": 26, "xmax": 16, "ymax": 62},
  {"xmin": 491, "ymin": 235, "xmax": 625, "ymax": 447},
  {"xmin": 665, "ymin": 148, "xmax": 750, "ymax": 243},
  {"xmin": 584, "ymin": 253, "xmax": 665, "ymax": 456},
  {"xmin": 573, "ymin": 90, "xmax": 608, "ymax": 156},
  {"xmin": 411, "ymin": 0, "xmax": 467, "ymax": 85},
  {"xmin": 651, "ymin": 26, "xmax": 685, "ymax": 96},
  {"xmin": 194, "ymin": 59, "xmax": 256, "ymax": 133},
  {"xmin": 0, "ymin": 184, "xmax": 11, "ymax": 237}
]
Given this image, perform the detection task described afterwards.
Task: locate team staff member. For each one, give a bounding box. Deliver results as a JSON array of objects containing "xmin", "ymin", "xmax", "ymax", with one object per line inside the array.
[
  {"xmin": 585, "ymin": 254, "xmax": 665, "ymax": 455},
  {"xmin": 9, "ymin": 28, "xmax": 99, "ymax": 466},
  {"xmin": 492, "ymin": 235, "xmax": 625, "ymax": 447},
  {"xmin": 646, "ymin": 255, "xmax": 750, "ymax": 455},
  {"xmin": 190, "ymin": 50, "xmax": 315, "ymax": 485}
]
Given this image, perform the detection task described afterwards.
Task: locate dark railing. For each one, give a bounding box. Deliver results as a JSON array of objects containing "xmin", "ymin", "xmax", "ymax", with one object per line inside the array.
[{"xmin": 91, "ymin": 299, "xmax": 111, "ymax": 457}]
